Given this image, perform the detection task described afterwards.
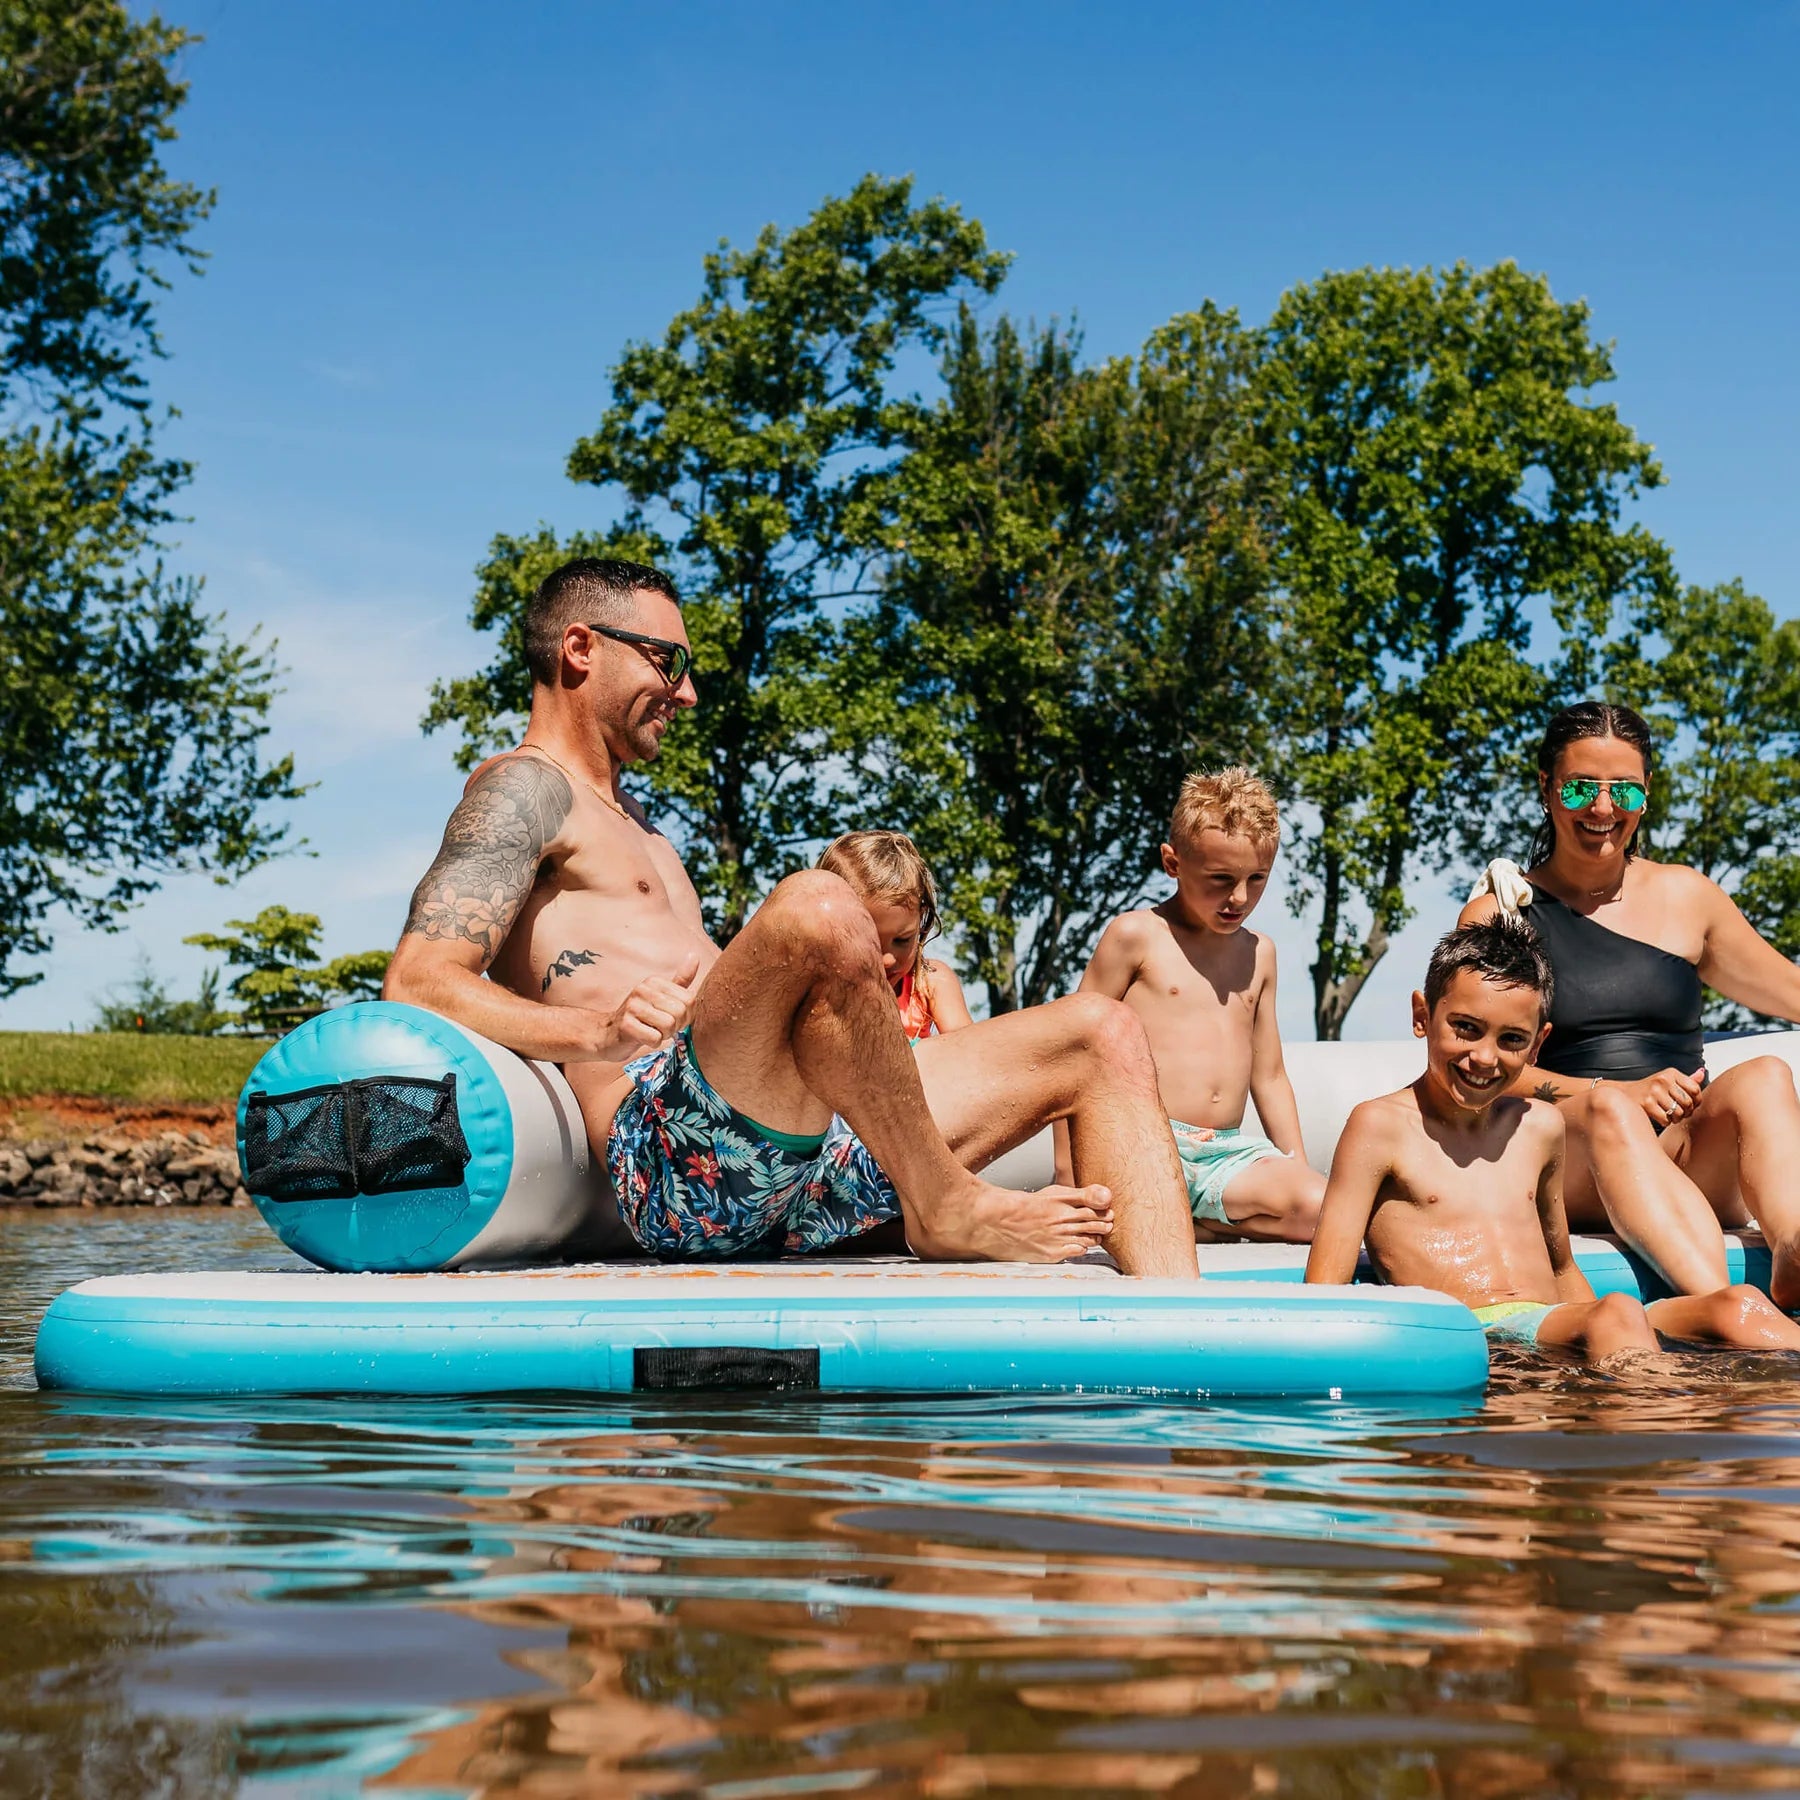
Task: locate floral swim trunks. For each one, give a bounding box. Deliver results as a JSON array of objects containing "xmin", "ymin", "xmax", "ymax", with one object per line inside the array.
[
  {"xmin": 607, "ymin": 1028, "xmax": 901, "ymax": 1259},
  {"xmin": 1170, "ymin": 1120, "xmax": 1290, "ymax": 1226}
]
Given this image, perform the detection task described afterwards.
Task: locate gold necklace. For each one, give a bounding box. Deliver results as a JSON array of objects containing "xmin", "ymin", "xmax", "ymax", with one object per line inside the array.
[{"xmin": 519, "ymin": 743, "xmax": 629, "ymax": 819}]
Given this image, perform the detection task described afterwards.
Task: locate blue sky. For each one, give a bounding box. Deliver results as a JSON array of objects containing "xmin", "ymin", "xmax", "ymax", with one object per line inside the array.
[{"xmin": 8, "ymin": 0, "xmax": 1797, "ymax": 1037}]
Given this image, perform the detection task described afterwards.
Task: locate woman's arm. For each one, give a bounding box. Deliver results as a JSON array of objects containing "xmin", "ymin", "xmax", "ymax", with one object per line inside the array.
[{"xmin": 1696, "ymin": 874, "xmax": 1800, "ymax": 1023}]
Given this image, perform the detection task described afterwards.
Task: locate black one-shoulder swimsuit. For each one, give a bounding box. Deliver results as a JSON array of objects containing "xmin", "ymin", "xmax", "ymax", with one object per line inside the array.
[{"xmin": 1527, "ymin": 882, "xmax": 1705, "ymax": 1082}]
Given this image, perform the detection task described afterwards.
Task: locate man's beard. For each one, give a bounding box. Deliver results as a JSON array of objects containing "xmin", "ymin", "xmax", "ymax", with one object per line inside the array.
[{"xmin": 624, "ymin": 704, "xmax": 671, "ymax": 763}]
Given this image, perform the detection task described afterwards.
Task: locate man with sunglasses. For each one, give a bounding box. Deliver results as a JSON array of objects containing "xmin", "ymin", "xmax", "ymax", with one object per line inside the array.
[{"xmin": 386, "ymin": 557, "xmax": 1200, "ymax": 1277}]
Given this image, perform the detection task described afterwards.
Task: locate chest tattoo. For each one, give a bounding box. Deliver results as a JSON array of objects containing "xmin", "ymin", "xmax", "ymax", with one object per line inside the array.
[{"xmin": 541, "ymin": 947, "xmax": 601, "ymax": 991}]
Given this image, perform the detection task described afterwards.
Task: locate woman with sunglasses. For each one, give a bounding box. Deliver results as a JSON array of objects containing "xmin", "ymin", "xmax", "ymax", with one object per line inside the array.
[{"xmin": 1460, "ymin": 700, "xmax": 1800, "ymax": 1309}]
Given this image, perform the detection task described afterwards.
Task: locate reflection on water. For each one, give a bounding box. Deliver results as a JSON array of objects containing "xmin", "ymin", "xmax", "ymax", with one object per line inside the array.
[{"xmin": 5, "ymin": 1216, "xmax": 1800, "ymax": 1795}]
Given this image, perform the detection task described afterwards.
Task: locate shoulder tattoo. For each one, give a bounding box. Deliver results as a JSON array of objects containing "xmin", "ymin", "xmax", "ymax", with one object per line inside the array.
[{"xmin": 402, "ymin": 758, "xmax": 574, "ymax": 963}]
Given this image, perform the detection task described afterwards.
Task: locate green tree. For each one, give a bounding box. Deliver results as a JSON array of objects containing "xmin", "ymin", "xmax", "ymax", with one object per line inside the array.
[
  {"xmin": 855, "ymin": 305, "xmax": 1276, "ymax": 1011},
  {"xmin": 184, "ymin": 906, "xmax": 390, "ymax": 1034},
  {"xmin": 94, "ymin": 957, "xmax": 226, "ymax": 1034},
  {"xmin": 1609, "ymin": 579, "xmax": 1800, "ymax": 1029},
  {"xmin": 1255, "ymin": 262, "xmax": 1672, "ymax": 1038},
  {"xmin": 1, "ymin": 0, "xmax": 209, "ymax": 407},
  {"xmin": 0, "ymin": 1, "xmax": 300, "ymax": 995},
  {"xmin": 423, "ymin": 175, "xmax": 1008, "ymax": 938}
]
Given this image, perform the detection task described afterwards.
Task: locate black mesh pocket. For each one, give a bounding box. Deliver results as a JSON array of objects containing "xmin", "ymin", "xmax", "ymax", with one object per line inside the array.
[
  {"xmin": 242, "ymin": 1074, "xmax": 471, "ymax": 1202},
  {"xmin": 243, "ymin": 1084, "xmax": 357, "ymax": 1201},
  {"xmin": 349, "ymin": 1075, "xmax": 470, "ymax": 1194}
]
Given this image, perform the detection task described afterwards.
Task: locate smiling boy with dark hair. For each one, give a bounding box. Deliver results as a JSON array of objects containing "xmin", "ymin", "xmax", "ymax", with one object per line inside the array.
[{"xmin": 1305, "ymin": 920, "xmax": 1800, "ymax": 1359}]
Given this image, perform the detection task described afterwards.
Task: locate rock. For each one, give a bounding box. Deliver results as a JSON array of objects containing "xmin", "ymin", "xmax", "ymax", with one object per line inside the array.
[{"xmin": 0, "ymin": 1121, "xmax": 246, "ymax": 1208}]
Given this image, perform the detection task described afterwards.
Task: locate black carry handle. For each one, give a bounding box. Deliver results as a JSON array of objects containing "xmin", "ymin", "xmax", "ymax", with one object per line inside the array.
[{"xmin": 633, "ymin": 1346, "xmax": 822, "ymax": 1391}]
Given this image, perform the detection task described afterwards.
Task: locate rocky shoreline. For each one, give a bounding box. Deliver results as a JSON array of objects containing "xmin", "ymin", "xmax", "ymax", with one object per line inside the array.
[{"xmin": 0, "ymin": 1131, "xmax": 249, "ymax": 1207}]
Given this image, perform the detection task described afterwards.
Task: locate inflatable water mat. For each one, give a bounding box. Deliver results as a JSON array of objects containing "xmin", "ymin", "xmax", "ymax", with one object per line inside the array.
[
  {"xmin": 32, "ymin": 1259, "xmax": 1487, "ymax": 1399},
  {"xmin": 227, "ymin": 1001, "xmax": 1800, "ymax": 1282}
]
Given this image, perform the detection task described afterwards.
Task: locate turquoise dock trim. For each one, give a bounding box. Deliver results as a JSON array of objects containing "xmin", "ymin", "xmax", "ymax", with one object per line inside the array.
[{"xmin": 34, "ymin": 1270, "xmax": 1487, "ymax": 1400}]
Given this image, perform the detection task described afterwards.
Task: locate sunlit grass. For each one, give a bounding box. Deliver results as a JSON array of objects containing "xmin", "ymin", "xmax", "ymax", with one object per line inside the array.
[{"xmin": 0, "ymin": 1032, "xmax": 272, "ymax": 1103}]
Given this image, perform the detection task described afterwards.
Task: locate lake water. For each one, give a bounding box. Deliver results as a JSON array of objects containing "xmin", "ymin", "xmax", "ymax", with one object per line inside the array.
[{"xmin": 5, "ymin": 1214, "xmax": 1800, "ymax": 1797}]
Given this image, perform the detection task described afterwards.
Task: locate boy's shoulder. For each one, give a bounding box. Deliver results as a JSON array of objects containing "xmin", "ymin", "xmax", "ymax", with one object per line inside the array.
[
  {"xmin": 1106, "ymin": 904, "xmax": 1172, "ymax": 940},
  {"xmin": 1096, "ymin": 907, "xmax": 1175, "ymax": 958},
  {"xmin": 1513, "ymin": 1092, "xmax": 1567, "ymax": 1150},
  {"xmin": 1342, "ymin": 1086, "xmax": 1422, "ymax": 1150}
]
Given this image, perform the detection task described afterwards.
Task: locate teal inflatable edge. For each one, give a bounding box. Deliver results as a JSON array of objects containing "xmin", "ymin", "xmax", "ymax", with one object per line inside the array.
[{"xmin": 34, "ymin": 1276, "xmax": 1487, "ymax": 1401}]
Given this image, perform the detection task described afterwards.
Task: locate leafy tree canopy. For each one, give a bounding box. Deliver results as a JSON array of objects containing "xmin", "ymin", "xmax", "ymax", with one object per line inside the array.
[
  {"xmin": 424, "ymin": 175, "xmax": 1007, "ymax": 937},
  {"xmin": 1609, "ymin": 579, "xmax": 1800, "ymax": 1028},
  {"xmin": 0, "ymin": 0, "xmax": 210, "ymax": 412},
  {"xmin": 0, "ymin": 0, "xmax": 300, "ymax": 995},
  {"xmin": 94, "ymin": 956, "xmax": 226, "ymax": 1034},
  {"xmin": 853, "ymin": 304, "xmax": 1276, "ymax": 1010},
  {"xmin": 1255, "ymin": 261, "xmax": 1672, "ymax": 1036},
  {"xmin": 184, "ymin": 906, "xmax": 390, "ymax": 1035}
]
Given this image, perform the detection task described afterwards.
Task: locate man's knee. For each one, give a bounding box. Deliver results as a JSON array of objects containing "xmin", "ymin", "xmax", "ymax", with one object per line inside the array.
[
  {"xmin": 1054, "ymin": 992, "xmax": 1155, "ymax": 1073},
  {"xmin": 757, "ymin": 870, "xmax": 882, "ymax": 981}
]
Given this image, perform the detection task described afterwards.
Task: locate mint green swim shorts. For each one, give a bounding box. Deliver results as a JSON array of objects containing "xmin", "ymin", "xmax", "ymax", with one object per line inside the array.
[
  {"xmin": 1170, "ymin": 1120, "xmax": 1289, "ymax": 1227},
  {"xmin": 1471, "ymin": 1300, "xmax": 1556, "ymax": 1347}
]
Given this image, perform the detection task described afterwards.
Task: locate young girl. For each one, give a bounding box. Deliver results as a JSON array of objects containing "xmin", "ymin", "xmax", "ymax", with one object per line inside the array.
[{"xmin": 817, "ymin": 830, "xmax": 974, "ymax": 1042}]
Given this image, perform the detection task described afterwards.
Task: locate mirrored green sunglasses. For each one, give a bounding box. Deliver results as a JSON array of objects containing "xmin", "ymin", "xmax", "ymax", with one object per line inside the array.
[
  {"xmin": 586, "ymin": 623, "xmax": 693, "ymax": 687},
  {"xmin": 1558, "ymin": 777, "xmax": 1646, "ymax": 812}
]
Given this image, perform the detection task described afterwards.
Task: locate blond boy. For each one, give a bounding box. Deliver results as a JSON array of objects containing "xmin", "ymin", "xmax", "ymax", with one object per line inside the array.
[{"xmin": 1065, "ymin": 768, "xmax": 1323, "ymax": 1242}]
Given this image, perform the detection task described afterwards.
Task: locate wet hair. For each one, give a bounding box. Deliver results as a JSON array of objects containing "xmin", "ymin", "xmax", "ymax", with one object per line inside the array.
[
  {"xmin": 1528, "ymin": 700, "xmax": 1654, "ymax": 868},
  {"xmin": 1169, "ymin": 766, "xmax": 1280, "ymax": 853},
  {"xmin": 817, "ymin": 830, "xmax": 943, "ymax": 1001},
  {"xmin": 523, "ymin": 557, "xmax": 681, "ymax": 686},
  {"xmin": 1424, "ymin": 918, "xmax": 1554, "ymax": 1020}
]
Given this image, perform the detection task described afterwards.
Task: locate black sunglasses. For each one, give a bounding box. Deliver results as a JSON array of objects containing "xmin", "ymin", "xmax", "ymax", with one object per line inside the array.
[{"xmin": 585, "ymin": 623, "xmax": 693, "ymax": 687}]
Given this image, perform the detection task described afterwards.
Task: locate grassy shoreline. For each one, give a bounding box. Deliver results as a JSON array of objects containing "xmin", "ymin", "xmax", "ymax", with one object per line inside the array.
[{"xmin": 0, "ymin": 1032, "xmax": 271, "ymax": 1105}]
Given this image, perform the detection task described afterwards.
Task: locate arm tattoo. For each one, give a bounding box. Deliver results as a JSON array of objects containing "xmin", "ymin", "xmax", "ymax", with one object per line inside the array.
[
  {"xmin": 403, "ymin": 759, "xmax": 574, "ymax": 965},
  {"xmin": 1532, "ymin": 1081, "xmax": 1568, "ymax": 1103}
]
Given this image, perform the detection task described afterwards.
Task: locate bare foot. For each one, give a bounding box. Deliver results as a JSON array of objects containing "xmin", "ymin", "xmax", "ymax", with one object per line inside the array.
[{"xmin": 906, "ymin": 1178, "xmax": 1114, "ymax": 1264}]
